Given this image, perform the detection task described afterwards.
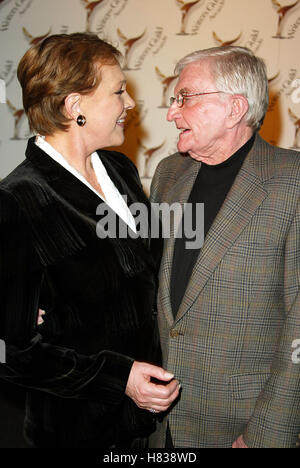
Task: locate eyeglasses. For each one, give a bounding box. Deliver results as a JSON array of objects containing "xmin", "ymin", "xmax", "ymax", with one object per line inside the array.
[{"xmin": 169, "ymin": 91, "xmax": 224, "ymax": 108}]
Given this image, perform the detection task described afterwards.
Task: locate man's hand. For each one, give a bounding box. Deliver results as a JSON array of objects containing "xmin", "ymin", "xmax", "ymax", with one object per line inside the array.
[
  {"xmin": 125, "ymin": 361, "xmax": 181, "ymax": 413},
  {"xmin": 232, "ymin": 435, "xmax": 249, "ymax": 448}
]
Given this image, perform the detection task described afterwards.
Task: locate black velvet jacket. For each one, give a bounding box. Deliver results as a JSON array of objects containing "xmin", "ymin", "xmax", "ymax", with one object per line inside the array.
[{"xmin": 0, "ymin": 137, "xmax": 162, "ymax": 448}]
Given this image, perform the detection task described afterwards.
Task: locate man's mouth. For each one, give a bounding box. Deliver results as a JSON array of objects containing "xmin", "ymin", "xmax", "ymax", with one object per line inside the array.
[{"xmin": 180, "ymin": 128, "xmax": 191, "ymax": 134}]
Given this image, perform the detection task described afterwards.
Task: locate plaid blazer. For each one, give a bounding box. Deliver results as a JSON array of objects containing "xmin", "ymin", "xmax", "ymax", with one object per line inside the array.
[{"xmin": 150, "ymin": 134, "xmax": 300, "ymax": 448}]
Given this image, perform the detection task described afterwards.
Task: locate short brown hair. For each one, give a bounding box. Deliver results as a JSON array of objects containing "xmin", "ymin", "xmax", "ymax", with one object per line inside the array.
[{"xmin": 17, "ymin": 33, "xmax": 122, "ymax": 135}]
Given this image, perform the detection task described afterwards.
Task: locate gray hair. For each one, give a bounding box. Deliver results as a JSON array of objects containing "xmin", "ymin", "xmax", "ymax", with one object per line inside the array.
[{"xmin": 175, "ymin": 46, "xmax": 269, "ymax": 131}]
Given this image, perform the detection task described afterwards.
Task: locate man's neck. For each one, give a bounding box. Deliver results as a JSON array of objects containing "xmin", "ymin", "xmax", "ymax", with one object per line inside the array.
[{"xmin": 189, "ymin": 126, "xmax": 254, "ymax": 165}]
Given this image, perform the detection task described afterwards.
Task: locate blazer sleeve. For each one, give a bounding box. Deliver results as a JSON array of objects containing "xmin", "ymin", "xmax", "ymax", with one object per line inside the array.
[
  {"xmin": 244, "ymin": 197, "xmax": 300, "ymax": 448},
  {"xmin": 0, "ymin": 187, "xmax": 133, "ymax": 406}
]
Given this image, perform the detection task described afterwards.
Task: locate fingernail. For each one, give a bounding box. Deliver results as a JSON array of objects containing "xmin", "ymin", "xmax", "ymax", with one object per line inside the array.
[{"xmin": 165, "ymin": 371, "xmax": 174, "ymax": 379}]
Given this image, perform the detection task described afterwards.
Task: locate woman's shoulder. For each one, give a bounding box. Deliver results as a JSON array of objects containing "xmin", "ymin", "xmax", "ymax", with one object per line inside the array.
[
  {"xmin": 0, "ymin": 158, "xmax": 41, "ymax": 193},
  {"xmin": 0, "ymin": 159, "xmax": 55, "ymax": 227},
  {"xmin": 0, "ymin": 170, "xmax": 28, "ymax": 226}
]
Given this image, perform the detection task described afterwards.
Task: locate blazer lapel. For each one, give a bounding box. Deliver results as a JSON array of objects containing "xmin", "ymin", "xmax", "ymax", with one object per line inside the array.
[
  {"xmin": 158, "ymin": 158, "xmax": 200, "ymax": 326},
  {"xmin": 175, "ymin": 136, "xmax": 269, "ymax": 323}
]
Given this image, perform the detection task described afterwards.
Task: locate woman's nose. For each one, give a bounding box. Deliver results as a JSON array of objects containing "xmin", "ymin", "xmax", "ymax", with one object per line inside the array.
[{"xmin": 125, "ymin": 91, "xmax": 135, "ymax": 110}]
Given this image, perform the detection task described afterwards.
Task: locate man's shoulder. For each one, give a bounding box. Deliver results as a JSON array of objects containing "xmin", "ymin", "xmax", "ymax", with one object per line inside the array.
[
  {"xmin": 155, "ymin": 152, "xmax": 195, "ymax": 177},
  {"xmin": 150, "ymin": 152, "xmax": 198, "ymax": 202},
  {"xmin": 252, "ymin": 135, "xmax": 300, "ymax": 180}
]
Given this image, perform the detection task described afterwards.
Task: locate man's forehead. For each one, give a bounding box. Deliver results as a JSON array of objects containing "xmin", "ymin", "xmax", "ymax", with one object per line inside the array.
[{"xmin": 175, "ymin": 60, "xmax": 214, "ymax": 91}]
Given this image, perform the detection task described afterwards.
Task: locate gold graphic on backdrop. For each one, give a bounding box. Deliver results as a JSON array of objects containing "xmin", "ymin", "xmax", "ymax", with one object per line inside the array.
[
  {"xmin": 138, "ymin": 139, "xmax": 165, "ymax": 179},
  {"xmin": 22, "ymin": 27, "xmax": 51, "ymax": 45},
  {"xmin": 288, "ymin": 108, "xmax": 300, "ymax": 149},
  {"xmin": 272, "ymin": 0, "xmax": 300, "ymax": 38},
  {"xmin": 117, "ymin": 29, "xmax": 146, "ymax": 70},
  {"xmin": 268, "ymin": 72, "xmax": 280, "ymax": 83},
  {"xmin": 82, "ymin": 0, "xmax": 106, "ymax": 32},
  {"xmin": 212, "ymin": 31, "xmax": 242, "ymax": 46},
  {"xmin": 176, "ymin": 0, "xmax": 202, "ymax": 35},
  {"xmin": 6, "ymin": 100, "xmax": 25, "ymax": 140},
  {"xmin": 155, "ymin": 67, "xmax": 178, "ymax": 108}
]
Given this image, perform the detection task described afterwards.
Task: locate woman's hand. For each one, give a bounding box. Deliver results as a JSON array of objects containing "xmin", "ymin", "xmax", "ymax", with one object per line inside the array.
[
  {"xmin": 37, "ymin": 308, "xmax": 45, "ymax": 325},
  {"xmin": 125, "ymin": 361, "xmax": 181, "ymax": 413}
]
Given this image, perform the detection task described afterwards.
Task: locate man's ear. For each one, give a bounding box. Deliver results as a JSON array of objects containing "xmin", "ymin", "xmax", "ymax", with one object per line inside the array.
[
  {"xmin": 227, "ymin": 94, "xmax": 249, "ymax": 128},
  {"xmin": 64, "ymin": 93, "xmax": 82, "ymax": 121}
]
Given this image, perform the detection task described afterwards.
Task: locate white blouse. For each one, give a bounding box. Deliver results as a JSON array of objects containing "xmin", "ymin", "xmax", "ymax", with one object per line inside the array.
[{"xmin": 35, "ymin": 136, "xmax": 136, "ymax": 233}]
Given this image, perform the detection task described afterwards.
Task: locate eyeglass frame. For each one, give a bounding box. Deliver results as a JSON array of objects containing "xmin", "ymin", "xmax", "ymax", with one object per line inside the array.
[{"xmin": 169, "ymin": 90, "xmax": 225, "ymax": 108}]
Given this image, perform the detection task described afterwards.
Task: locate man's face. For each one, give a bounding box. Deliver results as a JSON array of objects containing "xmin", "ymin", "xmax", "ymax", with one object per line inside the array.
[{"xmin": 167, "ymin": 59, "xmax": 231, "ymax": 163}]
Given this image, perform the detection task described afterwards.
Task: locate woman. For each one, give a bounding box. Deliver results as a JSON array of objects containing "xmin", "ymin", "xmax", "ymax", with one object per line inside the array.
[{"xmin": 0, "ymin": 33, "xmax": 179, "ymax": 448}]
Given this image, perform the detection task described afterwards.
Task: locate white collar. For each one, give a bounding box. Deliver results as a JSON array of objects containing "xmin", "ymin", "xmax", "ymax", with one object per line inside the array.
[{"xmin": 35, "ymin": 136, "xmax": 136, "ymax": 233}]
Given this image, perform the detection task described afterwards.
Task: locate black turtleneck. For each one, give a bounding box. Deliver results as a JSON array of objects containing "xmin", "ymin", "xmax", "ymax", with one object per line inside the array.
[{"xmin": 170, "ymin": 135, "xmax": 255, "ymax": 317}]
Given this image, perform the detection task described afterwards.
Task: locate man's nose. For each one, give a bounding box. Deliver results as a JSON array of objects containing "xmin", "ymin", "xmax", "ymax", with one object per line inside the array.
[{"xmin": 167, "ymin": 102, "xmax": 179, "ymax": 121}]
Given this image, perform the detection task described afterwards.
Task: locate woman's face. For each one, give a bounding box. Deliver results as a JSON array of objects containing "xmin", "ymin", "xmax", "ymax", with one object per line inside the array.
[{"xmin": 79, "ymin": 63, "xmax": 135, "ymax": 151}]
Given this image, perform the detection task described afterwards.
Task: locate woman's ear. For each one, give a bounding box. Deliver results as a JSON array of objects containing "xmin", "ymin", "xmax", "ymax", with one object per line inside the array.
[{"xmin": 64, "ymin": 93, "xmax": 82, "ymax": 121}]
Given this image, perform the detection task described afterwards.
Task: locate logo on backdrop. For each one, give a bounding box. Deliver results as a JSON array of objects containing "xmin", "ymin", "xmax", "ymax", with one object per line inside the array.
[
  {"xmin": 271, "ymin": 0, "xmax": 300, "ymax": 38},
  {"xmin": 268, "ymin": 72, "xmax": 280, "ymax": 83},
  {"xmin": 288, "ymin": 108, "xmax": 300, "ymax": 149},
  {"xmin": 6, "ymin": 100, "xmax": 26, "ymax": 140},
  {"xmin": 212, "ymin": 31, "xmax": 242, "ymax": 46},
  {"xmin": 22, "ymin": 27, "xmax": 51, "ymax": 45},
  {"xmin": 0, "ymin": 0, "xmax": 11, "ymax": 7},
  {"xmin": 82, "ymin": 0, "xmax": 107, "ymax": 32},
  {"xmin": 138, "ymin": 139, "xmax": 165, "ymax": 179},
  {"xmin": 155, "ymin": 67, "xmax": 178, "ymax": 108},
  {"xmin": 117, "ymin": 28, "xmax": 146, "ymax": 70},
  {"xmin": 176, "ymin": 0, "xmax": 202, "ymax": 35}
]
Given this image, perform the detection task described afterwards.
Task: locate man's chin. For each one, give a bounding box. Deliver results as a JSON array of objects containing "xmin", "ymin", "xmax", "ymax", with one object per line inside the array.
[{"xmin": 177, "ymin": 141, "xmax": 189, "ymax": 154}]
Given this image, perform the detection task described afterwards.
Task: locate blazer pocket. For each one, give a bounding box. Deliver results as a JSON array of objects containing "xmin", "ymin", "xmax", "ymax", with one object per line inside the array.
[{"xmin": 229, "ymin": 371, "xmax": 271, "ymax": 400}]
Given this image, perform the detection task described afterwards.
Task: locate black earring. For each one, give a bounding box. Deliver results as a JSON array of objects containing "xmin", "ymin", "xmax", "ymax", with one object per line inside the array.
[{"xmin": 77, "ymin": 115, "xmax": 86, "ymax": 127}]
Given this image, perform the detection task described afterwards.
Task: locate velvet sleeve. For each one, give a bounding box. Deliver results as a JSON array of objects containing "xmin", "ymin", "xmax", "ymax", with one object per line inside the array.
[{"xmin": 0, "ymin": 187, "xmax": 133, "ymax": 405}]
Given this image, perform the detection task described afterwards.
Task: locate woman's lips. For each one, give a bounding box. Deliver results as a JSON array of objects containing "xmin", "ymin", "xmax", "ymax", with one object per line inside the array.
[{"xmin": 116, "ymin": 115, "xmax": 127, "ymax": 127}]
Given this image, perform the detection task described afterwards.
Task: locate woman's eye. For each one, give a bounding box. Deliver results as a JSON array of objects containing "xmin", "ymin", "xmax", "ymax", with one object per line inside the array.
[{"xmin": 115, "ymin": 89, "xmax": 125, "ymax": 95}]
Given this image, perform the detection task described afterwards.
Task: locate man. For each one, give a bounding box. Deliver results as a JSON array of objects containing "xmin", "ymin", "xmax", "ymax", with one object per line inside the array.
[{"xmin": 150, "ymin": 46, "xmax": 300, "ymax": 448}]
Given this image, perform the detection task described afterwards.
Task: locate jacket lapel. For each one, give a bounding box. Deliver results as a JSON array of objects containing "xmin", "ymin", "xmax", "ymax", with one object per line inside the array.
[
  {"xmin": 175, "ymin": 135, "xmax": 269, "ymax": 323},
  {"xmin": 158, "ymin": 158, "xmax": 200, "ymax": 326}
]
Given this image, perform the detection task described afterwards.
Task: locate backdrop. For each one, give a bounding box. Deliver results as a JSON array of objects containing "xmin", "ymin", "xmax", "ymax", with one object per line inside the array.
[{"xmin": 0, "ymin": 0, "xmax": 300, "ymax": 194}]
